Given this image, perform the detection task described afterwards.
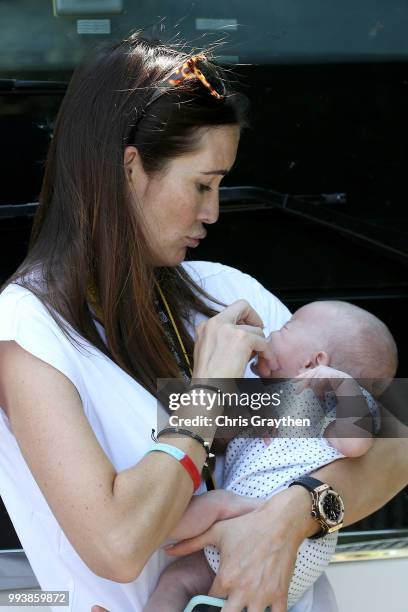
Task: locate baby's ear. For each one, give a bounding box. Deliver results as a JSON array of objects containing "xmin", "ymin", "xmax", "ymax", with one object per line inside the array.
[{"xmin": 316, "ymin": 351, "xmax": 330, "ymax": 366}]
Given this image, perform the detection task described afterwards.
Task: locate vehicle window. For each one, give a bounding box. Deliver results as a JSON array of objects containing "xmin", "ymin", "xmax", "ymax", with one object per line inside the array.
[{"xmin": 1, "ymin": 0, "xmax": 408, "ymax": 76}]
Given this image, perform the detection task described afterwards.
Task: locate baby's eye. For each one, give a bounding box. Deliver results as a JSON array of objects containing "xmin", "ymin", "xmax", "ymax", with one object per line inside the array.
[{"xmin": 197, "ymin": 183, "xmax": 212, "ymax": 193}]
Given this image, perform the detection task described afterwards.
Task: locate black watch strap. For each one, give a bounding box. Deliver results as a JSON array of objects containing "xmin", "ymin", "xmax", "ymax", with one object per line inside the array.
[
  {"xmin": 289, "ymin": 476, "xmax": 329, "ymax": 539},
  {"xmin": 288, "ymin": 475, "xmax": 326, "ymax": 492}
]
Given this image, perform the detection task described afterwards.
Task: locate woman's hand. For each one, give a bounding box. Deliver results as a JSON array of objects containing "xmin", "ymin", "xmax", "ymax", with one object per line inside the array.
[
  {"xmin": 164, "ymin": 486, "xmax": 314, "ymax": 612},
  {"xmin": 294, "ymin": 365, "xmax": 353, "ymax": 396},
  {"xmin": 167, "ymin": 489, "xmax": 263, "ymax": 542},
  {"xmin": 193, "ymin": 299, "xmax": 276, "ymax": 378}
]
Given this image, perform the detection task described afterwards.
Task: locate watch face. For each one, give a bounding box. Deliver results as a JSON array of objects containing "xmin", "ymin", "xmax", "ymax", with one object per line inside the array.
[{"xmin": 318, "ymin": 490, "xmax": 345, "ymax": 526}]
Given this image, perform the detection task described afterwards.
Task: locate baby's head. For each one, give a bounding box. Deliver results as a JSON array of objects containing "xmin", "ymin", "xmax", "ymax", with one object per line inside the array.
[{"xmin": 268, "ymin": 301, "xmax": 398, "ymax": 396}]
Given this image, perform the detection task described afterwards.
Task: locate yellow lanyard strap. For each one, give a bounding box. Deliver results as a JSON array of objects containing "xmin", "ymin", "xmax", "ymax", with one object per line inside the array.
[
  {"xmin": 154, "ymin": 280, "xmax": 193, "ymax": 377},
  {"xmin": 154, "ymin": 280, "xmax": 217, "ymax": 490}
]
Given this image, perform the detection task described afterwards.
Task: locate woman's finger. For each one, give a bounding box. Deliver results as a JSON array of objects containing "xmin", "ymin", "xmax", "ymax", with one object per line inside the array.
[
  {"xmin": 293, "ymin": 370, "xmax": 315, "ymax": 393},
  {"xmin": 251, "ymin": 344, "xmax": 281, "ymax": 376},
  {"xmin": 271, "ymin": 594, "xmax": 288, "ymax": 612},
  {"xmin": 91, "ymin": 607, "xmax": 110, "ymax": 612},
  {"xmin": 246, "ymin": 335, "xmax": 276, "ymax": 361},
  {"xmin": 164, "ymin": 524, "xmax": 218, "ymax": 556},
  {"xmin": 233, "ymin": 324, "xmax": 265, "ymax": 338},
  {"xmin": 217, "ymin": 299, "xmax": 264, "ymax": 329},
  {"xmin": 294, "ymin": 378, "xmax": 311, "ymax": 394},
  {"xmin": 218, "ymin": 594, "xmax": 247, "ymax": 612},
  {"xmin": 295, "ymin": 369, "xmax": 318, "ymax": 381}
]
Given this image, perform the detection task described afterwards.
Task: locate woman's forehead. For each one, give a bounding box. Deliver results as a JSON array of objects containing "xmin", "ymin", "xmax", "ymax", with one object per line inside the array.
[{"xmin": 181, "ymin": 125, "xmax": 240, "ymax": 169}]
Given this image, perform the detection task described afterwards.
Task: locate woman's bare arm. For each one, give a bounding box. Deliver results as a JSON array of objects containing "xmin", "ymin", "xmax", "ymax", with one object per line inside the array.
[
  {"xmin": 164, "ymin": 437, "xmax": 408, "ymax": 611},
  {"xmin": 312, "ymin": 437, "xmax": 408, "ymax": 528},
  {"xmin": 0, "ymin": 340, "xmax": 210, "ymax": 583},
  {"xmin": 1, "ymin": 340, "xmax": 136, "ymax": 581},
  {"xmin": 260, "ymin": 437, "xmax": 408, "ymax": 541}
]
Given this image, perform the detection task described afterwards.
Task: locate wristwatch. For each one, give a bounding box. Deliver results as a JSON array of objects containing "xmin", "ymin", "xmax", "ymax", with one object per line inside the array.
[{"xmin": 288, "ymin": 476, "xmax": 345, "ymax": 539}]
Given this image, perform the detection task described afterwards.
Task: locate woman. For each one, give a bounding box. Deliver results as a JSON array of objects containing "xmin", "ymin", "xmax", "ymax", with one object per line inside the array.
[{"xmin": 0, "ymin": 33, "xmax": 406, "ymax": 612}]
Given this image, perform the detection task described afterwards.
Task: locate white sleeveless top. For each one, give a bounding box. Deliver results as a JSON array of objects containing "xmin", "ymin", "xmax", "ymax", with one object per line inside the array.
[{"xmin": 0, "ymin": 260, "xmax": 334, "ymax": 612}]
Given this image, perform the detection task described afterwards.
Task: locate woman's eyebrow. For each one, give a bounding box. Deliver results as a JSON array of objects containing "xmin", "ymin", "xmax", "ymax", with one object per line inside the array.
[{"xmin": 201, "ymin": 169, "xmax": 229, "ymax": 176}]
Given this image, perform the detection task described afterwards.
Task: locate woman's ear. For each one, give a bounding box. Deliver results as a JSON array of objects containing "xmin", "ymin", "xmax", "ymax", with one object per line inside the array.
[{"xmin": 123, "ymin": 145, "xmax": 149, "ymax": 197}]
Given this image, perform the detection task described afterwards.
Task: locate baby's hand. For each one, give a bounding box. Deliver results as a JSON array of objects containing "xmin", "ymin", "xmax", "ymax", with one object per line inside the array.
[
  {"xmin": 250, "ymin": 333, "xmax": 279, "ymax": 377},
  {"xmin": 294, "ymin": 365, "xmax": 352, "ymax": 397}
]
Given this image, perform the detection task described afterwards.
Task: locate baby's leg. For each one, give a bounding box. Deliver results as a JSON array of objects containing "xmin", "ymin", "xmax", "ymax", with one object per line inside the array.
[{"xmin": 143, "ymin": 550, "xmax": 215, "ymax": 612}]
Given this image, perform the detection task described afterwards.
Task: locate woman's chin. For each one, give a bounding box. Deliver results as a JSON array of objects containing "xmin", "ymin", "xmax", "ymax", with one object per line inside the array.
[
  {"xmin": 172, "ymin": 248, "xmax": 188, "ymax": 266},
  {"xmin": 152, "ymin": 249, "xmax": 187, "ymax": 268}
]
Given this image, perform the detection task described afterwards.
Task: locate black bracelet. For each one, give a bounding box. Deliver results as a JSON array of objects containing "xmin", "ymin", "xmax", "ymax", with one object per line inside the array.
[
  {"xmin": 189, "ymin": 383, "xmax": 220, "ymax": 394},
  {"xmin": 151, "ymin": 427, "xmax": 215, "ymax": 466}
]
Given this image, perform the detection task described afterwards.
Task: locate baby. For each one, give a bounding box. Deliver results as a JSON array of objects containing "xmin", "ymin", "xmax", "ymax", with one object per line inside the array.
[
  {"xmin": 144, "ymin": 301, "xmax": 398, "ymax": 611},
  {"xmin": 258, "ymin": 299, "xmax": 397, "ymax": 455}
]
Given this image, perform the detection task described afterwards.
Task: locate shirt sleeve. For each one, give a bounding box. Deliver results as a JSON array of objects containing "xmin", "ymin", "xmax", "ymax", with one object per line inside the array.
[
  {"xmin": 320, "ymin": 391, "xmax": 337, "ymax": 436},
  {"xmin": 249, "ymin": 275, "xmax": 292, "ymax": 336},
  {"xmin": 321, "ymin": 387, "xmax": 381, "ymax": 437},
  {"xmin": 361, "ymin": 387, "xmax": 381, "ymax": 435},
  {"xmin": 182, "ymin": 260, "xmax": 292, "ymax": 335},
  {"xmin": 0, "ymin": 285, "xmax": 88, "ymax": 410}
]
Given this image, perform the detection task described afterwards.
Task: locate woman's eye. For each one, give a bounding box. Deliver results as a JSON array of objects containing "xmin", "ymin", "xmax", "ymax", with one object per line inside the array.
[{"xmin": 197, "ymin": 183, "xmax": 212, "ymax": 193}]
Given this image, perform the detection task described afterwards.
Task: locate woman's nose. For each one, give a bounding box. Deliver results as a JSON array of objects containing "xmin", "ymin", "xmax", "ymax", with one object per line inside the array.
[{"xmin": 198, "ymin": 194, "xmax": 219, "ymax": 224}]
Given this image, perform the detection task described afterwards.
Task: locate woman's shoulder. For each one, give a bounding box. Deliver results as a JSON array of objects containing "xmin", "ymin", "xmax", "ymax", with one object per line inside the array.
[
  {"xmin": 0, "ymin": 280, "xmax": 89, "ymax": 411},
  {"xmin": 0, "ymin": 279, "xmax": 90, "ymax": 360},
  {"xmin": 0, "ymin": 266, "xmax": 46, "ymax": 313},
  {"xmin": 0, "ymin": 282, "xmax": 43, "ymax": 328}
]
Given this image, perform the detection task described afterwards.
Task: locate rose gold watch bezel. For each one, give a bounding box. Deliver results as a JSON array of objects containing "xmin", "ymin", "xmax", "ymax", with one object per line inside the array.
[{"xmin": 316, "ymin": 487, "xmax": 345, "ymax": 530}]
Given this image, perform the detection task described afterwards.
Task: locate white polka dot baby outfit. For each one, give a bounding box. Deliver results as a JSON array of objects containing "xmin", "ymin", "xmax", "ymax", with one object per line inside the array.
[{"xmin": 204, "ymin": 383, "xmax": 346, "ymax": 610}]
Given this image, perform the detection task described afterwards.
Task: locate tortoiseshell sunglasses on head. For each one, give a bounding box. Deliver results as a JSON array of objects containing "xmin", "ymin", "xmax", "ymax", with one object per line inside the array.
[
  {"xmin": 127, "ymin": 54, "xmax": 226, "ymax": 142},
  {"xmin": 166, "ymin": 53, "xmax": 226, "ymax": 99}
]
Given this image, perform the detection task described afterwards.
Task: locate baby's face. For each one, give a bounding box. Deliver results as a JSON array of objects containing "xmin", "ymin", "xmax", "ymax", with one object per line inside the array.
[{"xmin": 267, "ymin": 306, "xmax": 321, "ymax": 378}]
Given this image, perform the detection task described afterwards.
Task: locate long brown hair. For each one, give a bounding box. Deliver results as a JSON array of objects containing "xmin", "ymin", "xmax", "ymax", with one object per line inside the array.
[{"xmin": 1, "ymin": 32, "xmax": 249, "ymax": 403}]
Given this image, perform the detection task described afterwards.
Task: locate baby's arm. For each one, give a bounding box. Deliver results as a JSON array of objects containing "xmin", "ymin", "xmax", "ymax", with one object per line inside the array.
[
  {"xmin": 167, "ymin": 489, "xmax": 262, "ymax": 542},
  {"xmin": 146, "ymin": 491, "xmax": 262, "ymax": 611},
  {"xmin": 296, "ymin": 366, "xmax": 374, "ymax": 457},
  {"xmin": 143, "ymin": 550, "xmax": 214, "ymax": 612}
]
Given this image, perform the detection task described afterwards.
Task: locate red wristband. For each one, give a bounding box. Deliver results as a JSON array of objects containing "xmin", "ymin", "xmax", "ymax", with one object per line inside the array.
[
  {"xmin": 179, "ymin": 453, "xmax": 202, "ymax": 492},
  {"xmin": 144, "ymin": 442, "xmax": 202, "ymax": 493}
]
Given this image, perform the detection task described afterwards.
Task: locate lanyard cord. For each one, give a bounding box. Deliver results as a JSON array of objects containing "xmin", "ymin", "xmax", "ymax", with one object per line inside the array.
[
  {"xmin": 87, "ymin": 280, "xmax": 216, "ymax": 490},
  {"xmin": 154, "ymin": 279, "xmax": 217, "ymax": 491},
  {"xmin": 153, "ymin": 280, "xmax": 193, "ymax": 378}
]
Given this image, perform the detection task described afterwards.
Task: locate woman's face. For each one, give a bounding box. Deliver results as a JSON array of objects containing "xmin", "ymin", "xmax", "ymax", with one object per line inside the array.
[{"xmin": 124, "ymin": 124, "xmax": 240, "ymax": 266}]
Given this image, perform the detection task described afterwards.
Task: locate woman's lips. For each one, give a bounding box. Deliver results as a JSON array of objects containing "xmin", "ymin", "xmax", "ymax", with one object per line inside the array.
[{"xmin": 186, "ymin": 236, "xmax": 203, "ymax": 247}]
